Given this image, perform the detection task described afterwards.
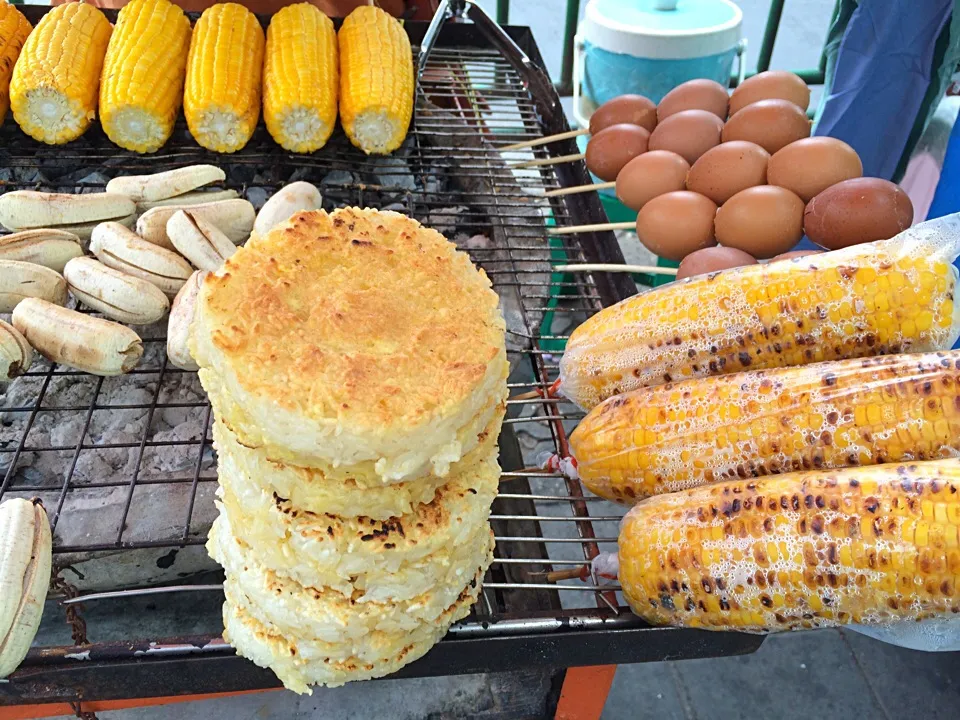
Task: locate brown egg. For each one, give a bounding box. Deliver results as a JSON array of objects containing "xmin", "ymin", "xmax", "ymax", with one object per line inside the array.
[
  {"xmin": 804, "ymin": 178, "xmax": 914, "ymax": 249},
  {"xmin": 615, "ymin": 151, "xmax": 690, "ymax": 211},
  {"xmin": 768, "ymin": 137, "xmax": 863, "ymax": 202},
  {"xmin": 585, "ymin": 124, "xmax": 650, "ymax": 181},
  {"xmin": 648, "ymin": 110, "xmax": 723, "ymax": 165},
  {"xmin": 715, "ymin": 186, "xmax": 805, "ymax": 258},
  {"xmin": 589, "ymin": 94, "xmax": 658, "ymax": 134},
  {"xmin": 685, "ymin": 141, "xmax": 769, "ymax": 205},
  {"xmin": 635, "ymin": 191, "xmax": 717, "ymax": 262},
  {"xmin": 771, "ymin": 250, "xmax": 822, "ymax": 262},
  {"xmin": 729, "ymin": 70, "xmax": 810, "ymax": 115},
  {"xmin": 657, "ymin": 79, "xmax": 729, "ymax": 121},
  {"xmin": 676, "ymin": 246, "xmax": 758, "ymax": 280},
  {"xmin": 722, "ymin": 99, "xmax": 811, "ymax": 154}
]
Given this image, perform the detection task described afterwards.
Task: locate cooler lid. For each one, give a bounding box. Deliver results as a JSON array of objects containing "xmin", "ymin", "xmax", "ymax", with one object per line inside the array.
[{"xmin": 581, "ymin": 0, "xmax": 742, "ymax": 60}]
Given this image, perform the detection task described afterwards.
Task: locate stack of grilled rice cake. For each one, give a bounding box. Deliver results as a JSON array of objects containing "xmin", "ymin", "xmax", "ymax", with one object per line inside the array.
[{"xmin": 191, "ymin": 207, "xmax": 508, "ymax": 693}]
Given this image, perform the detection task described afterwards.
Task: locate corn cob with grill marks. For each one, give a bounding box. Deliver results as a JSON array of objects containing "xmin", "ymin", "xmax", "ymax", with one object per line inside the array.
[
  {"xmin": 99, "ymin": 0, "xmax": 191, "ymax": 153},
  {"xmin": 338, "ymin": 5, "xmax": 413, "ymax": 155},
  {"xmin": 571, "ymin": 350, "xmax": 960, "ymax": 503},
  {"xmin": 559, "ymin": 219, "xmax": 960, "ymax": 410},
  {"xmin": 184, "ymin": 3, "xmax": 264, "ymax": 153},
  {"xmin": 9, "ymin": 3, "xmax": 112, "ymax": 145},
  {"xmin": 263, "ymin": 3, "xmax": 337, "ymax": 153},
  {"xmin": 0, "ymin": 3, "xmax": 31, "ymax": 121},
  {"xmin": 618, "ymin": 459, "xmax": 960, "ymax": 632}
]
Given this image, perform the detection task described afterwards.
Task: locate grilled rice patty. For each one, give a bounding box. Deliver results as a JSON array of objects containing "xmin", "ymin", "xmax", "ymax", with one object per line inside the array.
[
  {"xmin": 215, "ymin": 446, "xmax": 498, "ymax": 598},
  {"xmin": 210, "ymin": 510, "xmax": 492, "ymax": 641},
  {"xmin": 212, "ymin": 403, "xmax": 503, "ymax": 520},
  {"xmin": 191, "ymin": 207, "xmax": 508, "ymax": 482},
  {"xmin": 222, "ymin": 574, "xmax": 480, "ymax": 694}
]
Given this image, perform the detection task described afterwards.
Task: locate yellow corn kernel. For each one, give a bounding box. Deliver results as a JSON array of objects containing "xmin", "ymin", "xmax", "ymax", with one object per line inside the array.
[
  {"xmin": 9, "ymin": 3, "xmax": 112, "ymax": 144},
  {"xmin": 618, "ymin": 459, "xmax": 960, "ymax": 632},
  {"xmin": 338, "ymin": 5, "xmax": 413, "ymax": 155},
  {"xmin": 99, "ymin": 0, "xmax": 191, "ymax": 153},
  {"xmin": 571, "ymin": 350, "xmax": 960, "ymax": 502},
  {"xmin": 558, "ymin": 231, "xmax": 960, "ymax": 411},
  {"xmin": 0, "ymin": 2, "xmax": 30, "ymax": 121},
  {"xmin": 263, "ymin": 3, "xmax": 337, "ymax": 153},
  {"xmin": 184, "ymin": 3, "xmax": 264, "ymax": 153}
]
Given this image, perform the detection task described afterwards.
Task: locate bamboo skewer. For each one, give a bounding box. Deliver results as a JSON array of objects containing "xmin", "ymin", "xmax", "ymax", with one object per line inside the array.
[
  {"xmin": 508, "ymin": 152, "xmax": 584, "ymax": 170},
  {"xmin": 547, "ymin": 221, "xmax": 634, "ymax": 235},
  {"xmin": 497, "ymin": 127, "xmax": 589, "ymax": 152},
  {"xmin": 543, "ymin": 181, "xmax": 615, "ymax": 198},
  {"xmin": 554, "ymin": 263, "xmax": 678, "ymax": 277}
]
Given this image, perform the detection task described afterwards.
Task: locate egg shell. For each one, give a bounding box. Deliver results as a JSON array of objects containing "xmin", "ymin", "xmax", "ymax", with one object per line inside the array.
[
  {"xmin": 771, "ymin": 250, "xmax": 822, "ymax": 262},
  {"xmin": 648, "ymin": 109, "xmax": 723, "ymax": 165},
  {"xmin": 715, "ymin": 185, "xmax": 805, "ymax": 258},
  {"xmin": 685, "ymin": 141, "xmax": 769, "ymax": 205},
  {"xmin": 767, "ymin": 137, "xmax": 863, "ymax": 202},
  {"xmin": 729, "ymin": 70, "xmax": 811, "ymax": 115},
  {"xmin": 585, "ymin": 124, "xmax": 650, "ymax": 182},
  {"xmin": 589, "ymin": 94, "xmax": 658, "ymax": 134},
  {"xmin": 803, "ymin": 178, "xmax": 914, "ymax": 249},
  {"xmin": 657, "ymin": 79, "xmax": 729, "ymax": 121},
  {"xmin": 676, "ymin": 246, "xmax": 758, "ymax": 280},
  {"xmin": 615, "ymin": 151, "xmax": 690, "ymax": 211},
  {"xmin": 635, "ymin": 191, "xmax": 717, "ymax": 262},
  {"xmin": 722, "ymin": 99, "xmax": 811, "ymax": 154}
]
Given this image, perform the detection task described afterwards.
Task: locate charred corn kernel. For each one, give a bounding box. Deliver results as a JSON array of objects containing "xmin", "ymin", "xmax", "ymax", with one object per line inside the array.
[
  {"xmin": 571, "ymin": 351, "xmax": 960, "ymax": 503},
  {"xmin": 263, "ymin": 3, "xmax": 337, "ymax": 153},
  {"xmin": 0, "ymin": 3, "xmax": 30, "ymax": 121},
  {"xmin": 99, "ymin": 0, "xmax": 191, "ymax": 153},
  {"xmin": 338, "ymin": 5, "xmax": 413, "ymax": 155},
  {"xmin": 9, "ymin": 3, "xmax": 111, "ymax": 144},
  {"xmin": 184, "ymin": 3, "xmax": 264, "ymax": 153},
  {"xmin": 559, "ymin": 224, "xmax": 960, "ymax": 410},
  {"xmin": 619, "ymin": 459, "xmax": 960, "ymax": 632}
]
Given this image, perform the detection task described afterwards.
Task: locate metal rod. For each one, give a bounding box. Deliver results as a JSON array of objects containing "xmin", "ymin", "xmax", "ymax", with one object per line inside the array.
[
  {"xmin": 61, "ymin": 585, "xmax": 225, "ymax": 606},
  {"xmin": 756, "ymin": 0, "xmax": 786, "ymax": 73}
]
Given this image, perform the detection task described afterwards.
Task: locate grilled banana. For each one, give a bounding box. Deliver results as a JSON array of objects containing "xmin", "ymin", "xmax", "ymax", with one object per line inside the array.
[
  {"xmin": 0, "ymin": 498, "xmax": 52, "ymax": 679},
  {"xmin": 136, "ymin": 189, "xmax": 239, "ymax": 213},
  {"xmin": 0, "ymin": 260, "xmax": 67, "ymax": 313},
  {"xmin": 106, "ymin": 165, "xmax": 226, "ymax": 202},
  {"xmin": 166, "ymin": 210, "xmax": 236, "ymax": 271},
  {"xmin": 167, "ymin": 270, "xmax": 207, "ymax": 371},
  {"xmin": 89, "ymin": 222, "xmax": 193, "ymax": 298},
  {"xmin": 0, "ymin": 192, "xmax": 135, "ymax": 232},
  {"xmin": 253, "ymin": 182, "xmax": 322, "ymax": 238},
  {"xmin": 0, "ymin": 230, "xmax": 83, "ymax": 273},
  {"xmin": 136, "ymin": 199, "xmax": 255, "ymax": 249},
  {"xmin": 0, "ymin": 320, "xmax": 33, "ymax": 381},
  {"xmin": 12, "ymin": 298, "xmax": 143, "ymax": 375},
  {"xmin": 64, "ymin": 257, "xmax": 170, "ymax": 325}
]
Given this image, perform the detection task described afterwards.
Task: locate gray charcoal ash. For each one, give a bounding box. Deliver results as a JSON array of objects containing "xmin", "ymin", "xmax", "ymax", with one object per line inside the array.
[
  {"xmin": 381, "ymin": 202, "xmax": 406, "ymax": 213},
  {"xmin": 286, "ymin": 167, "xmax": 314, "ymax": 184},
  {"xmin": 321, "ymin": 169, "xmax": 355, "ymax": 186},
  {"xmin": 428, "ymin": 206, "xmax": 469, "ymax": 238},
  {"xmin": 244, "ymin": 186, "xmax": 270, "ymax": 210},
  {"xmin": 0, "ymin": 168, "xmax": 12, "ymax": 183},
  {"xmin": 14, "ymin": 167, "xmax": 49, "ymax": 186},
  {"xmin": 372, "ymin": 156, "xmax": 417, "ymax": 192}
]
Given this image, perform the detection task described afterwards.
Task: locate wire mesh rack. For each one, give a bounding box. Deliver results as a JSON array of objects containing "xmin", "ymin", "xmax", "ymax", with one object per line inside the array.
[{"xmin": 2, "ymin": 8, "xmax": 762, "ymax": 706}]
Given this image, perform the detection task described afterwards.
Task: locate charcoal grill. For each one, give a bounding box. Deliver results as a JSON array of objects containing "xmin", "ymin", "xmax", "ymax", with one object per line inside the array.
[{"xmin": 0, "ymin": 3, "xmax": 762, "ymax": 714}]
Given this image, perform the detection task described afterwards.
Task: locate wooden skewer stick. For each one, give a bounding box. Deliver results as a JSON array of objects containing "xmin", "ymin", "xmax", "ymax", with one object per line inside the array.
[
  {"xmin": 497, "ymin": 127, "xmax": 589, "ymax": 152},
  {"xmin": 508, "ymin": 152, "xmax": 584, "ymax": 170},
  {"xmin": 554, "ymin": 263, "xmax": 679, "ymax": 277},
  {"xmin": 547, "ymin": 221, "xmax": 634, "ymax": 235},
  {"xmin": 543, "ymin": 181, "xmax": 615, "ymax": 198}
]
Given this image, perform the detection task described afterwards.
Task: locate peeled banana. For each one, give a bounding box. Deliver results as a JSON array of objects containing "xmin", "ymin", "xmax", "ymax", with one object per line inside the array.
[
  {"xmin": 64, "ymin": 257, "xmax": 170, "ymax": 325},
  {"xmin": 166, "ymin": 210, "xmax": 236, "ymax": 272},
  {"xmin": 0, "ymin": 260, "xmax": 68, "ymax": 313},
  {"xmin": 0, "ymin": 192, "xmax": 135, "ymax": 232},
  {"xmin": 0, "ymin": 230, "xmax": 83, "ymax": 273},
  {"xmin": 252, "ymin": 182, "xmax": 322, "ymax": 238},
  {"xmin": 12, "ymin": 298, "xmax": 143, "ymax": 376},
  {"xmin": 167, "ymin": 270, "xmax": 207, "ymax": 371},
  {"xmin": 0, "ymin": 319, "xmax": 33, "ymax": 381},
  {"xmin": 136, "ymin": 199, "xmax": 255, "ymax": 249},
  {"xmin": 106, "ymin": 165, "xmax": 226, "ymax": 202},
  {"xmin": 136, "ymin": 189, "xmax": 239, "ymax": 213},
  {"xmin": 0, "ymin": 498, "xmax": 52, "ymax": 679},
  {"xmin": 89, "ymin": 222, "xmax": 193, "ymax": 298}
]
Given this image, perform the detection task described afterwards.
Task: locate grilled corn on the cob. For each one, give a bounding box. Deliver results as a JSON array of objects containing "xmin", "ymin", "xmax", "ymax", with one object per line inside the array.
[
  {"xmin": 559, "ymin": 218, "xmax": 960, "ymax": 410},
  {"xmin": 263, "ymin": 3, "xmax": 337, "ymax": 153},
  {"xmin": 99, "ymin": 0, "xmax": 191, "ymax": 153},
  {"xmin": 0, "ymin": 498, "xmax": 51, "ymax": 677},
  {"xmin": 9, "ymin": 3, "xmax": 112, "ymax": 144},
  {"xmin": 619, "ymin": 459, "xmax": 960, "ymax": 632},
  {"xmin": 338, "ymin": 5, "xmax": 413, "ymax": 155},
  {"xmin": 572, "ymin": 350, "xmax": 960, "ymax": 503},
  {"xmin": 184, "ymin": 3, "xmax": 264, "ymax": 153},
  {"xmin": 0, "ymin": 3, "xmax": 31, "ymax": 121}
]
